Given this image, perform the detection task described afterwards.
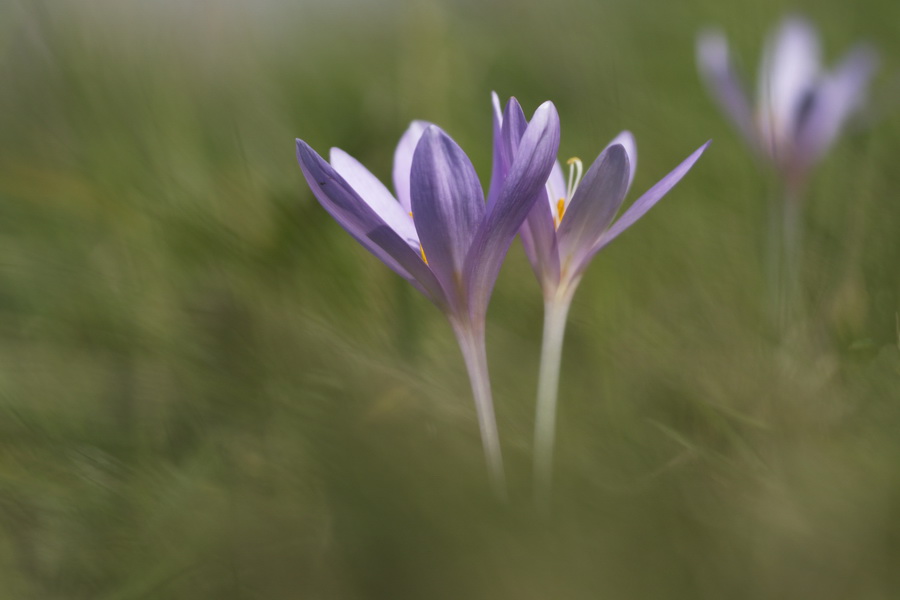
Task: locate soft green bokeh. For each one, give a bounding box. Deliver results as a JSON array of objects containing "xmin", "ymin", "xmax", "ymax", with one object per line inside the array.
[{"xmin": 1, "ymin": 0, "xmax": 898, "ymax": 598}]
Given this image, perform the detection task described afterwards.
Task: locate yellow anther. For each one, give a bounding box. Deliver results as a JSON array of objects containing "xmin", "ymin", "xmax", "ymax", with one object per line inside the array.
[
  {"xmin": 566, "ymin": 157, "xmax": 581, "ymax": 166},
  {"xmin": 555, "ymin": 197, "xmax": 566, "ymax": 228}
]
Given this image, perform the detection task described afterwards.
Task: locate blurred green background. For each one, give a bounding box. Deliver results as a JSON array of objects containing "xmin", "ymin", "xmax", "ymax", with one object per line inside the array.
[{"xmin": 1, "ymin": 0, "xmax": 899, "ymax": 598}]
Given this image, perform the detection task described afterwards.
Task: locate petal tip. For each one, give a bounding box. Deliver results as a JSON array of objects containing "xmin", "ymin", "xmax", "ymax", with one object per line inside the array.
[
  {"xmin": 491, "ymin": 91, "xmax": 502, "ymax": 121},
  {"xmin": 420, "ymin": 123, "xmax": 444, "ymax": 142},
  {"xmin": 295, "ymin": 139, "xmax": 319, "ymax": 167},
  {"xmin": 530, "ymin": 101, "xmax": 560, "ymax": 131},
  {"xmin": 696, "ymin": 29, "xmax": 730, "ymax": 70}
]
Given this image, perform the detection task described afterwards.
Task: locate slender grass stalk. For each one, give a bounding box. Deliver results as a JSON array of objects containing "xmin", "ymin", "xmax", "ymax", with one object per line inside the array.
[
  {"xmin": 533, "ymin": 287, "xmax": 575, "ymax": 508},
  {"xmin": 452, "ymin": 321, "xmax": 507, "ymax": 501}
]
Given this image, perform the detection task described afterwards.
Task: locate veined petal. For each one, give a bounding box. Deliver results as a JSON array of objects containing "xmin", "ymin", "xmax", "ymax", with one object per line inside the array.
[
  {"xmin": 557, "ymin": 145, "xmax": 630, "ymax": 274},
  {"xmin": 330, "ymin": 148, "xmax": 419, "ymax": 248},
  {"xmin": 296, "ymin": 139, "xmax": 446, "ymax": 306},
  {"xmin": 592, "ymin": 140, "xmax": 711, "ymax": 255},
  {"xmin": 606, "ymin": 131, "xmax": 638, "ymax": 192},
  {"xmin": 464, "ymin": 101, "xmax": 561, "ymax": 316},
  {"xmin": 794, "ymin": 44, "xmax": 878, "ymax": 167},
  {"xmin": 758, "ymin": 16, "xmax": 821, "ymax": 155},
  {"xmin": 696, "ymin": 30, "xmax": 758, "ymax": 149},
  {"xmin": 392, "ymin": 120, "xmax": 430, "ymax": 212},
  {"xmin": 410, "ymin": 126, "xmax": 486, "ymax": 307}
]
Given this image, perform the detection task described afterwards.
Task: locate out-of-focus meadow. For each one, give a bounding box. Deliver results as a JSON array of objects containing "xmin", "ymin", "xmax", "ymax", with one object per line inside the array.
[{"xmin": 1, "ymin": 0, "xmax": 899, "ymax": 597}]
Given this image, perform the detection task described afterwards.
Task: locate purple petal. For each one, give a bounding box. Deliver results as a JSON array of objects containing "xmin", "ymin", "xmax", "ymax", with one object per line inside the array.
[
  {"xmin": 795, "ymin": 44, "xmax": 878, "ymax": 167},
  {"xmin": 592, "ymin": 140, "xmax": 711, "ymax": 255},
  {"xmin": 757, "ymin": 16, "xmax": 821, "ymax": 156},
  {"xmin": 464, "ymin": 101, "xmax": 561, "ymax": 316},
  {"xmin": 495, "ymin": 96, "xmax": 560, "ymax": 291},
  {"xmin": 392, "ymin": 120, "xmax": 430, "ymax": 212},
  {"xmin": 696, "ymin": 30, "xmax": 758, "ymax": 149},
  {"xmin": 487, "ymin": 96, "xmax": 529, "ymax": 214},
  {"xmin": 606, "ymin": 131, "xmax": 638, "ymax": 192},
  {"xmin": 500, "ymin": 97, "xmax": 529, "ymax": 162},
  {"xmin": 492, "ymin": 91, "xmax": 503, "ymax": 124},
  {"xmin": 486, "ymin": 92, "xmax": 505, "ymax": 209},
  {"xmin": 410, "ymin": 126, "xmax": 486, "ymax": 308},
  {"xmin": 296, "ymin": 139, "xmax": 446, "ymax": 305},
  {"xmin": 330, "ymin": 148, "xmax": 419, "ymax": 248},
  {"xmin": 557, "ymin": 145, "xmax": 630, "ymax": 275}
]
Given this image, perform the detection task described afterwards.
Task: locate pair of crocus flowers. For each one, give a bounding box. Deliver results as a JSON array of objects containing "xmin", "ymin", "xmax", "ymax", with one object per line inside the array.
[{"xmin": 296, "ymin": 95, "xmax": 707, "ymax": 499}]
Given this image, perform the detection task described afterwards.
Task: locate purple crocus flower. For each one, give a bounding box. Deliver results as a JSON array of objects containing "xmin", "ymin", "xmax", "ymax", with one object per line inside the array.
[
  {"xmin": 296, "ymin": 100, "xmax": 560, "ymax": 498},
  {"xmin": 489, "ymin": 93, "xmax": 708, "ymax": 503},
  {"xmin": 697, "ymin": 15, "xmax": 878, "ymax": 190}
]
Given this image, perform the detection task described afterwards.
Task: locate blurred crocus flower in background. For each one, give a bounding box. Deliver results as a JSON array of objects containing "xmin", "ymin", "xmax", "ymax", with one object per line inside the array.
[
  {"xmin": 296, "ymin": 100, "xmax": 560, "ymax": 498},
  {"xmin": 698, "ymin": 16, "xmax": 878, "ymax": 332},
  {"xmin": 696, "ymin": 15, "xmax": 878, "ymax": 190},
  {"xmin": 489, "ymin": 93, "xmax": 708, "ymax": 503}
]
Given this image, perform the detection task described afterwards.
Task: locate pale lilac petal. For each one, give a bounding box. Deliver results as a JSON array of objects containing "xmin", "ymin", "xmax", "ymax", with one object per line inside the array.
[
  {"xmin": 521, "ymin": 189, "xmax": 561, "ymax": 290},
  {"xmin": 330, "ymin": 148, "xmax": 419, "ymax": 248},
  {"xmin": 592, "ymin": 141, "xmax": 711, "ymax": 255},
  {"xmin": 696, "ymin": 30, "xmax": 758, "ymax": 148},
  {"xmin": 557, "ymin": 145, "xmax": 630, "ymax": 274},
  {"xmin": 546, "ymin": 160, "xmax": 566, "ymax": 206},
  {"xmin": 464, "ymin": 101, "xmax": 560, "ymax": 316},
  {"xmin": 392, "ymin": 120, "xmax": 430, "ymax": 212},
  {"xmin": 296, "ymin": 140, "xmax": 446, "ymax": 305},
  {"xmin": 410, "ymin": 126, "xmax": 486, "ymax": 307},
  {"xmin": 606, "ymin": 131, "xmax": 638, "ymax": 192},
  {"xmin": 758, "ymin": 16, "xmax": 821, "ymax": 156},
  {"xmin": 794, "ymin": 44, "xmax": 878, "ymax": 167}
]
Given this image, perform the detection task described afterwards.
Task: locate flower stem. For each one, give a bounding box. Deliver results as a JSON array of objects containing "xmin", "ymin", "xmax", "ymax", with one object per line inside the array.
[
  {"xmin": 453, "ymin": 321, "xmax": 507, "ymax": 501},
  {"xmin": 781, "ymin": 190, "xmax": 803, "ymax": 326},
  {"xmin": 533, "ymin": 289, "xmax": 574, "ymax": 509},
  {"xmin": 767, "ymin": 184, "xmax": 804, "ymax": 336}
]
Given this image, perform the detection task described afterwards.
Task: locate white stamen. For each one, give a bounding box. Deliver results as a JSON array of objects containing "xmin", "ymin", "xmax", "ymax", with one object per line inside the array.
[{"xmin": 565, "ymin": 157, "xmax": 583, "ymax": 201}]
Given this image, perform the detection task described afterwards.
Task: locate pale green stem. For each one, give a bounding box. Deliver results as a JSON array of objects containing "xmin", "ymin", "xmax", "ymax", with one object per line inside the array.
[
  {"xmin": 781, "ymin": 190, "xmax": 803, "ymax": 329},
  {"xmin": 452, "ymin": 320, "xmax": 507, "ymax": 501},
  {"xmin": 767, "ymin": 184, "xmax": 804, "ymax": 336},
  {"xmin": 533, "ymin": 287, "xmax": 575, "ymax": 508}
]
